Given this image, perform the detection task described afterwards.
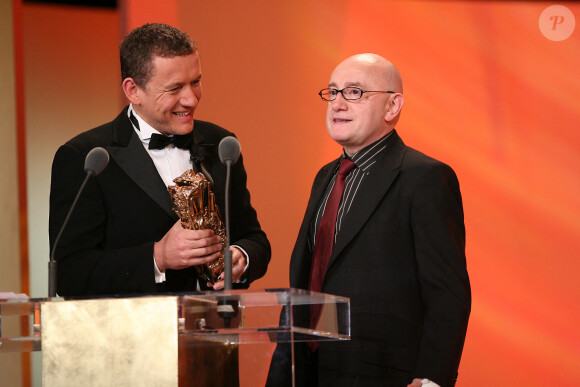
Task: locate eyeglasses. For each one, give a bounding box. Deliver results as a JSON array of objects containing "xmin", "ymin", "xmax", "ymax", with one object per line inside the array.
[{"xmin": 319, "ymin": 87, "xmax": 395, "ymax": 101}]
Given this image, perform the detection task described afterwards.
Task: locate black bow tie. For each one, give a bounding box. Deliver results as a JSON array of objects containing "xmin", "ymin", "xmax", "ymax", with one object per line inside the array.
[{"xmin": 148, "ymin": 133, "xmax": 193, "ymax": 150}]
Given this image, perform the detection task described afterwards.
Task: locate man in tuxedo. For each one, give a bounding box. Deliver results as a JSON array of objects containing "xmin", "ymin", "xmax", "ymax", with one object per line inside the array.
[
  {"xmin": 268, "ymin": 54, "xmax": 470, "ymax": 386},
  {"xmin": 49, "ymin": 23, "xmax": 270, "ymax": 297}
]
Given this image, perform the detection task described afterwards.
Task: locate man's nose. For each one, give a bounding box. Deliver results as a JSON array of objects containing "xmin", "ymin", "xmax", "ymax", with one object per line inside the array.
[
  {"xmin": 330, "ymin": 92, "xmax": 348, "ymax": 110},
  {"xmin": 180, "ymin": 85, "xmax": 199, "ymax": 107}
]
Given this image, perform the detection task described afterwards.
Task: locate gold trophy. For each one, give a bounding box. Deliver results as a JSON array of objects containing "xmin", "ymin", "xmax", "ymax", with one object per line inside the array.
[
  {"xmin": 170, "ymin": 170, "xmax": 240, "ymax": 387},
  {"xmin": 168, "ymin": 169, "xmax": 226, "ymax": 284}
]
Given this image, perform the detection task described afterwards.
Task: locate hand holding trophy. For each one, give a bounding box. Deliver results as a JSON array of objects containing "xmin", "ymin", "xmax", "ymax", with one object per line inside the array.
[{"xmin": 168, "ymin": 169, "xmax": 226, "ymax": 284}]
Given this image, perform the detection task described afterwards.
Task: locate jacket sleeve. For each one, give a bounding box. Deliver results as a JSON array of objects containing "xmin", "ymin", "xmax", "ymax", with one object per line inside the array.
[{"xmin": 411, "ymin": 162, "xmax": 471, "ymax": 387}]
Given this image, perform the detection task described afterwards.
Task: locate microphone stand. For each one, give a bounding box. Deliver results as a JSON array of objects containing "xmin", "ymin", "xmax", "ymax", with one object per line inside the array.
[
  {"xmin": 48, "ymin": 172, "xmax": 93, "ymax": 298},
  {"xmin": 48, "ymin": 146, "xmax": 109, "ymax": 298},
  {"xmin": 216, "ymin": 136, "xmax": 241, "ymax": 328},
  {"xmin": 224, "ymin": 160, "xmax": 232, "ymax": 291},
  {"xmin": 217, "ymin": 159, "xmax": 238, "ymax": 328}
]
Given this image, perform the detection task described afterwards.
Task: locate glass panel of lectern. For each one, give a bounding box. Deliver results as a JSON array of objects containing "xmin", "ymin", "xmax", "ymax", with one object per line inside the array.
[{"xmin": 0, "ymin": 288, "xmax": 350, "ymax": 386}]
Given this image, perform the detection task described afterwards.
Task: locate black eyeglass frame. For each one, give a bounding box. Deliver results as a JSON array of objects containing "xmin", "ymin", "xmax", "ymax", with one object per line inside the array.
[{"xmin": 318, "ymin": 87, "xmax": 395, "ymax": 101}]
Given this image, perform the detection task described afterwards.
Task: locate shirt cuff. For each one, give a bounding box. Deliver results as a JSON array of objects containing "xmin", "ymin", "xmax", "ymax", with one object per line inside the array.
[{"xmin": 154, "ymin": 256, "xmax": 166, "ymax": 283}]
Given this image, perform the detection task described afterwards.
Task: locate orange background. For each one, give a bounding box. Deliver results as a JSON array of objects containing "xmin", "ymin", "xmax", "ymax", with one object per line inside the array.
[{"xmin": 16, "ymin": 1, "xmax": 580, "ymax": 385}]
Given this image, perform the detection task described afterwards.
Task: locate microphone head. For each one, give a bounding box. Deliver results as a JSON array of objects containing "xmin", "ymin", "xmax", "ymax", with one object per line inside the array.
[
  {"xmin": 218, "ymin": 136, "xmax": 241, "ymax": 165},
  {"xmin": 84, "ymin": 147, "xmax": 109, "ymax": 176}
]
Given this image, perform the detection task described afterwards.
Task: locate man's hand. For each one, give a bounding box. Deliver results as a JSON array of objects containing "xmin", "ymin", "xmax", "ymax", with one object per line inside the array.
[
  {"xmin": 154, "ymin": 221, "xmax": 223, "ymax": 272},
  {"xmin": 210, "ymin": 246, "xmax": 247, "ymax": 290}
]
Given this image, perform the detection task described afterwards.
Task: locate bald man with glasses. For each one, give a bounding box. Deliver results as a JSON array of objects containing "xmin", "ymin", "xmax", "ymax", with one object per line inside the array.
[{"xmin": 268, "ymin": 54, "xmax": 470, "ymax": 387}]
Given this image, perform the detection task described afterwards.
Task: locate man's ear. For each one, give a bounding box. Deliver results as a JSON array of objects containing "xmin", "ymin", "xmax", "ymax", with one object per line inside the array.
[
  {"xmin": 122, "ymin": 78, "xmax": 141, "ymax": 105},
  {"xmin": 385, "ymin": 93, "xmax": 404, "ymax": 122}
]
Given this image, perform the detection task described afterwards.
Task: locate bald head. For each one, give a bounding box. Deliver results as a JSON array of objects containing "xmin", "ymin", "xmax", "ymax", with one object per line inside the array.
[
  {"xmin": 333, "ymin": 53, "xmax": 403, "ymax": 93},
  {"xmin": 325, "ymin": 53, "xmax": 405, "ymax": 155}
]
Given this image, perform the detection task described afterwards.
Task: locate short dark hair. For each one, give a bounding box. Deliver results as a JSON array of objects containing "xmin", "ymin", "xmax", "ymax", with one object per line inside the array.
[{"xmin": 120, "ymin": 23, "xmax": 198, "ymax": 87}]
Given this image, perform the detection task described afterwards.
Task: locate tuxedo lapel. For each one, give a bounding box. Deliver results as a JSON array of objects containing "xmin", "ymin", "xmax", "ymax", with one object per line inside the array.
[
  {"xmin": 328, "ymin": 133, "xmax": 406, "ymax": 269},
  {"xmin": 106, "ymin": 110, "xmax": 178, "ymax": 220}
]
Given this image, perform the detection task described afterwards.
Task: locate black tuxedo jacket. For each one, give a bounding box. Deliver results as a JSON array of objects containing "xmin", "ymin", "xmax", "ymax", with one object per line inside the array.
[
  {"xmin": 287, "ymin": 131, "xmax": 470, "ymax": 387},
  {"xmin": 49, "ymin": 107, "xmax": 270, "ymax": 297}
]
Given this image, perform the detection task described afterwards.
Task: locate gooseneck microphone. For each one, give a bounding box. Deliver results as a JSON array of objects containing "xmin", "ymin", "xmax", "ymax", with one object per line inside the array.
[
  {"xmin": 218, "ymin": 136, "xmax": 241, "ymax": 291},
  {"xmin": 48, "ymin": 147, "xmax": 109, "ymax": 297},
  {"xmin": 216, "ymin": 136, "xmax": 241, "ymax": 328}
]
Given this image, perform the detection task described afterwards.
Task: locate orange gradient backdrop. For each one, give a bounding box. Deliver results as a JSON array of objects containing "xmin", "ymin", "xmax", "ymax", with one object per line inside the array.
[{"xmin": 21, "ymin": 1, "xmax": 580, "ymax": 386}]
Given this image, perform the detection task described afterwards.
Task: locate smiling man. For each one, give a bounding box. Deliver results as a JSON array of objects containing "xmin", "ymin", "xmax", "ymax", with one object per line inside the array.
[
  {"xmin": 268, "ymin": 54, "xmax": 470, "ymax": 387},
  {"xmin": 49, "ymin": 23, "xmax": 270, "ymax": 297}
]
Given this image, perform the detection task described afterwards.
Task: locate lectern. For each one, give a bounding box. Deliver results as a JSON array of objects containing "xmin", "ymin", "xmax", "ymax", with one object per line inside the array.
[{"xmin": 0, "ymin": 289, "xmax": 350, "ymax": 386}]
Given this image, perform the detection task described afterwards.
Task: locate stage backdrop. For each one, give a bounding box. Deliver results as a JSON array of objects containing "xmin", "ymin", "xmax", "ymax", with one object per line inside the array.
[{"xmin": 21, "ymin": 1, "xmax": 579, "ymax": 386}]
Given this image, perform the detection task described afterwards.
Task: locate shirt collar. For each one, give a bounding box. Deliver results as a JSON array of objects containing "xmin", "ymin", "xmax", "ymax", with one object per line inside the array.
[
  {"xmin": 343, "ymin": 130, "xmax": 394, "ymax": 167},
  {"xmin": 128, "ymin": 104, "xmax": 164, "ymax": 142}
]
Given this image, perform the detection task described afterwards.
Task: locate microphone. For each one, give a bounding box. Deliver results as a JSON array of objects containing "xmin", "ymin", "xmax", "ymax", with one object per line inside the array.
[
  {"xmin": 216, "ymin": 137, "xmax": 241, "ymax": 328},
  {"xmin": 218, "ymin": 136, "xmax": 241, "ymax": 292},
  {"xmin": 84, "ymin": 146, "xmax": 109, "ymax": 176},
  {"xmin": 218, "ymin": 136, "xmax": 241, "ymax": 166},
  {"xmin": 48, "ymin": 147, "xmax": 109, "ymax": 297}
]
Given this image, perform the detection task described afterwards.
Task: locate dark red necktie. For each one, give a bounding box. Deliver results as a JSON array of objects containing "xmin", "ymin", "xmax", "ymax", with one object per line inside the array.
[{"xmin": 309, "ymin": 158, "xmax": 356, "ymax": 339}]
